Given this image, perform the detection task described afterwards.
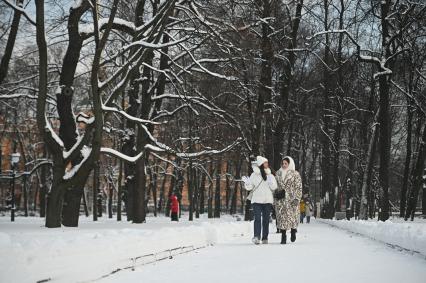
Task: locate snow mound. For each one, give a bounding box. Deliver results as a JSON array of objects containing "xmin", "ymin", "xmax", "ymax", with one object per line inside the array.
[
  {"xmin": 0, "ymin": 216, "xmax": 250, "ymax": 283},
  {"xmin": 320, "ymin": 219, "xmax": 426, "ymax": 257}
]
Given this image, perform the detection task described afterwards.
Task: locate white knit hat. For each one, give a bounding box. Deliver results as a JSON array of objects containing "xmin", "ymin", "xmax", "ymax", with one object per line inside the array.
[{"xmin": 255, "ymin": 156, "xmax": 268, "ymax": 167}]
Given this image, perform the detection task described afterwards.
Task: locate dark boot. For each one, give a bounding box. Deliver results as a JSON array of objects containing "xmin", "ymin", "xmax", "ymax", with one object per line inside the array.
[
  {"xmin": 281, "ymin": 230, "xmax": 287, "ymax": 244},
  {"xmin": 290, "ymin": 228, "xmax": 297, "ymax": 242}
]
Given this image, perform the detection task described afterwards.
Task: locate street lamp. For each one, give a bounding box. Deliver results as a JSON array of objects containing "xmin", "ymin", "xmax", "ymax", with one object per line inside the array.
[{"xmin": 10, "ymin": 152, "xmax": 20, "ymax": 222}]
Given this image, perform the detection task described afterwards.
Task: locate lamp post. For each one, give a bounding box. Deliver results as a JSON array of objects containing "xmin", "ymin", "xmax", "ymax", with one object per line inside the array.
[{"xmin": 10, "ymin": 152, "xmax": 20, "ymax": 222}]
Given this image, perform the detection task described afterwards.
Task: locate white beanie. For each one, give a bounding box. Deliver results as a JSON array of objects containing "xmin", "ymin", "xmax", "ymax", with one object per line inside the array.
[{"xmin": 255, "ymin": 156, "xmax": 268, "ymax": 167}]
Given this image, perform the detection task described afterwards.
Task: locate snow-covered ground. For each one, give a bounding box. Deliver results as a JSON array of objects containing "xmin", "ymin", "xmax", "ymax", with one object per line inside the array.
[{"xmin": 1, "ymin": 216, "xmax": 426, "ymax": 283}]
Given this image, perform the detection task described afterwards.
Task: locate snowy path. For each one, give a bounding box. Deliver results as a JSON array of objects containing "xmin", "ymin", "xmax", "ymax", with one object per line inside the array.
[{"xmin": 101, "ymin": 220, "xmax": 426, "ymax": 283}]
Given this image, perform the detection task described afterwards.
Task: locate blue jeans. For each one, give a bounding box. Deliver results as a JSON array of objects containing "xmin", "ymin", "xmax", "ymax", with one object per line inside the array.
[{"xmin": 252, "ymin": 203, "xmax": 272, "ymax": 240}]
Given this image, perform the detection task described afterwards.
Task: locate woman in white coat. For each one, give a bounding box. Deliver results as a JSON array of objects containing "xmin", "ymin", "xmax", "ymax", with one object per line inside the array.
[{"xmin": 243, "ymin": 156, "xmax": 278, "ymax": 245}]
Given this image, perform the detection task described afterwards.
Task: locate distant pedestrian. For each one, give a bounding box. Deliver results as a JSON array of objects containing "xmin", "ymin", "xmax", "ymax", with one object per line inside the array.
[
  {"xmin": 243, "ymin": 156, "xmax": 278, "ymax": 245},
  {"xmin": 170, "ymin": 194, "xmax": 179, "ymax": 221},
  {"xmin": 274, "ymin": 156, "xmax": 303, "ymax": 244},
  {"xmin": 305, "ymin": 200, "xmax": 313, "ymax": 223},
  {"xmin": 300, "ymin": 200, "xmax": 306, "ymax": 223}
]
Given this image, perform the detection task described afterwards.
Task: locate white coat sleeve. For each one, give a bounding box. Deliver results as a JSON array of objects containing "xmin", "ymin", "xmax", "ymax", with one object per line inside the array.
[
  {"xmin": 245, "ymin": 173, "xmax": 256, "ymax": 191},
  {"xmin": 267, "ymin": 175, "xmax": 278, "ymax": 191}
]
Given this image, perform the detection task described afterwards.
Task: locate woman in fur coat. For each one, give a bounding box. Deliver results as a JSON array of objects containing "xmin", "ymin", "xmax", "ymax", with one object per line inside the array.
[{"xmin": 274, "ymin": 156, "xmax": 303, "ymax": 244}]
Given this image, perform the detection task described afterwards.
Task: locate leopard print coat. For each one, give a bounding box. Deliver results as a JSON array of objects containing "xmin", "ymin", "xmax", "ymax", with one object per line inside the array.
[{"xmin": 274, "ymin": 168, "xmax": 303, "ymax": 231}]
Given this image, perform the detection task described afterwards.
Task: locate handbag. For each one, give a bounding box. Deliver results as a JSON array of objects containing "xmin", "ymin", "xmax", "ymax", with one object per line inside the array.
[
  {"xmin": 274, "ymin": 189, "xmax": 285, "ymax": 200},
  {"xmin": 274, "ymin": 171, "xmax": 287, "ymax": 200}
]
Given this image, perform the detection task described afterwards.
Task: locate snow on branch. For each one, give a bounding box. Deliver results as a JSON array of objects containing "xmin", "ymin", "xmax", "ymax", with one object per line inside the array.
[
  {"xmin": 98, "ymin": 48, "xmax": 143, "ymax": 92},
  {"xmin": 102, "ymin": 104, "xmax": 160, "ymax": 125},
  {"xmin": 80, "ymin": 18, "xmax": 136, "ymax": 37},
  {"xmin": 171, "ymin": 36, "xmax": 237, "ymax": 81},
  {"xmin": 307, "ymin": 29, "xmax": 393, "ymax": 78},
  {"xmin": 390, "ymin": 80, "xmax": 426, "ymax": 116},
  {"xmin": 0, "ymin": 93, "xmax": 56, "ymax": 106},
  {"xmin": 153, "ymin": 105, "xmax": 192, "ymax": 121},
  {"xmin": 150, "ymin": 152, "xmax": 179, "ymax": 168},
  {"xmin": 63, "ymin": 146, "xmax": 92, "ymax": 180},
  {"xmin": 124, "ymin": 35, "xmax": 191, "ymax": 50},
  {"xmin": 185, "ymin": 1, "xmax": 234, "ymax": 47},
  {"xmin": 44, "ymin": 116, "xmax": 64, "ymax": 148},
  {"xmin": 100, "ymin": 147, "xmax": 144, "ymax": 163},
  {"xmin": 175, "ymin": 138, "xmax": 242, "ymax": 159},
  {"xmin": 62, "ymin": 122, "xmax": 94, "ymax": 164},
  {"xmin": 71, "ymin": 0, "xmax": 84, "ymax": 9},
  {"xmin": 1, "ymin": 0, "xmax": 36, "ymax": 25},
  {"xmin": 63, "ymin": 135, "xmax": 84, "ymax": 160},
  {"xmin": 151, "ymin": 93, "xmax": 203, "ymax": 101},
  {"xmin": 101, "ymin": 138, "xmax": 242, "ymax": 163},
  {"xmin": 76, "ymin": 112, "xmax": 95, "ymax": 125}
]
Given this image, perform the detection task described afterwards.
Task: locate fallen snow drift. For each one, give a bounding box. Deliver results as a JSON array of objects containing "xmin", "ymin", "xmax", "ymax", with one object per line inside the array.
[
  {"xmin": 320, "ymin": 219, "xmax": 426, "ymax": 257},
  {"xmin": 0, "ymin": 216, "xmax": 250, "ymax": 283}
]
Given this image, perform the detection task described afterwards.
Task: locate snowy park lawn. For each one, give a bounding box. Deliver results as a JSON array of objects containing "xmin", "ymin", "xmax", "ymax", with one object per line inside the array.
[
  {"xmin": 0, "ymin": 215, "xmax": 251, "ymax": 283},
  {"xmin": 320, "ymin": 218, "xmax": 426, "ymax": 257},
  {"xmin": 1, "ymin": 216, "xmax": 426, "ymax": 283}
]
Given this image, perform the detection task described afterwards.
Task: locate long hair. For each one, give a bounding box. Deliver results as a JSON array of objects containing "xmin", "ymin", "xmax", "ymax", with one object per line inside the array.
[{"xmin": 259, "ymin": 164, "xmax": 267, "ymax": 181}]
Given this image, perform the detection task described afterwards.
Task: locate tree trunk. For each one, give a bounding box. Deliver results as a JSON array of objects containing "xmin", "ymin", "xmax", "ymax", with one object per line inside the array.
[
  {"xmin": 62, "ymin": 186, "xmax": 84, "ymax": 226},
  {"xmin": 422, "ymin": 180, "xmax": 426, "ymax": 216},
  {"xmin": 359, "ymin": 111, "xmax": 379, "ymax": 220},
  {"xmin": 152, "ymin": 168, "xmax": 158, "ymax": 217},
  {"xmin": 117, "ymin": 159, "xmax": 123, "ymax": 221},
  {"xmin": 333, "ymin": 0, "xmax": 345, "ymax": 213},
  {"xmin": 333, "ymin": 120, "xmax": 342, "ymax": 212},
  {"xmin": 377, "ymin": 75, "xmax": 391, "ymax": 221},
  {"xmin": 93, "ymin": 163, "xmax": 99, "ymax": 221},
  {"xmin": 21, "ymin": 173, "xmax": 27, "ymax": 216},
  {"xmin": 199, "ymin": 170, "xmax": 206, "ymax": 214},
  {"xmin": 405, "ymin": 122, "xmax": 426, "ymax": 220},
  {"xmin": 158, "ymin": 161, "xmax": 169, "ymax": 213},
  {"xmin": 166, "ymin": 164, "xmax": 177, "ymax": 216},
  {"xmin": 194, "ymin": 168, "xmax": 200, "ymax": 219},
  {"xmin": 230, "ymin": 157, "xmax": 242, "ymax": 215},
  {"xmin": 56, "ymin": 1, "xmax": 91, "ymax": 227},
  {"xmin": 39, "ymin": 148, "xmax": 47, "ymax": 218},
  {"xmin": 272, "ymin": 1, "xmax": 303, "ymax": 169},
  {"xmin": 244, "ymin": 161, "xmax": 252, "ymax": 221},
  {"xmin": 208, "ymin": 161, "xmax": 214, "ymax": 218},
  {"xmin": 177, "ymin": 168, "xmax": 184, "ymax": 218},
  {"xmin": 252, "ymin": 0, "xmax": 274, "ymax": 157},
  {"xmin": 225, "ymin": 161, "xmax": 231, "ymax": 212},
  {"xmin": 307, "ymin": 143, "xmax": 319, "ymax": 198},
  {"xmin": 45, "ymin": 170, "xmax": 66, "ymax": 228},
  {"xmin": 214, "ymin": 159, "xmax": 222, "ymax": 218},
  {"xmin": 133, "ymin": 156, "xmax": 146, "ymax": 223},
  {"xmin": 82, "ymin": 189, "xmax": 89, "ymax": 217},
  {"xmin": 0, "ymin": 0, "xmax": 23, "ymax": 84},
  {"xmin": 321, "ymin": 0, "xmax": 333, "ymax": 219},
  {"xmin": 401, "ymin": 103, "xmax": 413, "ymax": 217},
  {"xmin": 377, "ymin": 0, "xmax": 393, "ymax": 222},
  {"xmin": 108, "ymin": 179, "xmax": 113, "ymax": 219}
]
